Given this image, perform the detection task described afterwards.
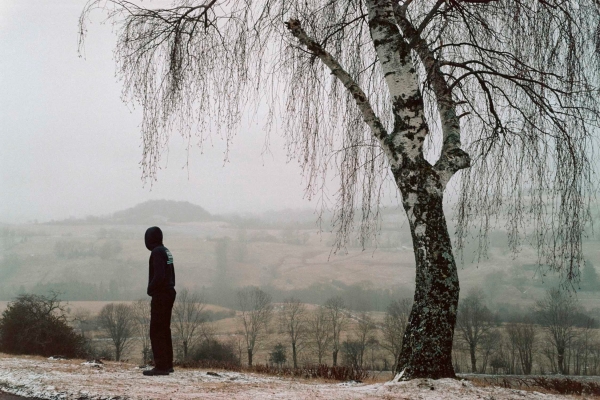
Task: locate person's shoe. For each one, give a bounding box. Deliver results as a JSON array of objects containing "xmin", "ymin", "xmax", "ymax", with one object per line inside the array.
[
  {"xmin": 143, "ymin": 368, "xmax": 169, "ymax": 376},
  {"xmin": 168, "ymin": 368, "xmax": 174, "ymax": 373}
]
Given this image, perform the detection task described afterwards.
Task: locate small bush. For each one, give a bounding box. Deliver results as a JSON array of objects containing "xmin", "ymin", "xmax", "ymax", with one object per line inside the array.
[
  {"xmin": 177, "ymin": 359, "xmax": 242, "ymax": 371},
  {"xmin": 0, "ymin": 294, "xmax": 87, "ymax": 358},
  {"xmin": 341, "ymin": 340, "xmax": 362, "ymax": 368},
  {"xmin": 269, "ymin": 343, "xmax": 287, "ymax": 367},
  {"xmin": 192, "ymin": 338, "xmax": 239, "ymax": 364}
]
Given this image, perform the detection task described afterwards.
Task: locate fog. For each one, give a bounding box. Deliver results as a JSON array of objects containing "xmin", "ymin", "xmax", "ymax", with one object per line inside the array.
[{"xmin": 0, "ymin": 0, "xmax": 314, "ymax": 224}]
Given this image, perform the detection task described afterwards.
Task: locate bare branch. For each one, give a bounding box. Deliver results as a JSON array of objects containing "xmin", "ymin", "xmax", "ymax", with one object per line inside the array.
[{"xmin": 284, "ymin": 19, "xmax": 390, "ymax": 155}]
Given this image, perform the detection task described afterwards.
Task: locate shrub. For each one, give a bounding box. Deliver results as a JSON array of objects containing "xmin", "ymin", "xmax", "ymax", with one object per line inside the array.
[
  {"xmin": 269, "ymin": 343, "xmax": 287, "ymax": 367},
  {"xmin": 0, "ymin": 294, "xmax": 87, "ymax": 358},
  {"xmin": 192, "ymin": 338, "xmax": 239, "ymax": 364},
  {"xmin": 341, "ymin": 340, "xmax": 362, "ymax": 368},
  {"xmin": 476, "ymin": 376, "xmax": 600, "ymax": 396}
]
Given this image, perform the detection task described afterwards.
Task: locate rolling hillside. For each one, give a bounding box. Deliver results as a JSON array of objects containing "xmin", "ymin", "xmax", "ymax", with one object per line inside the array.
[{"xmin": 1, "ymin": 200, "xmax": 599, "ymax": 311}]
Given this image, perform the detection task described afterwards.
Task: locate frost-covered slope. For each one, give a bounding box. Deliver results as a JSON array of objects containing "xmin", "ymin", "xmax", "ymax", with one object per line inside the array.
[{"xmin": 0, "ymin": 355, "xmax": 581, "ymax": 400}]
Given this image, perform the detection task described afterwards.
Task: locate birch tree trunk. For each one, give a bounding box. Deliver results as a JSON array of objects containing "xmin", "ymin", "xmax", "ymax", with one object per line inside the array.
[
  {"xmin": 394, "ymin": 161, "xmax": 459, "ymax": 379},
  {"xmin": 366, "ymin": 0, "xmax": 465, "ymax": 379}
]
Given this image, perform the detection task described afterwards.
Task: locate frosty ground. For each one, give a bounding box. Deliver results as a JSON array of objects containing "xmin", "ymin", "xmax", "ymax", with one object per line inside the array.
[{"xmin": 0, "ymin": 355, "xmax": 592, "ymax": 400}]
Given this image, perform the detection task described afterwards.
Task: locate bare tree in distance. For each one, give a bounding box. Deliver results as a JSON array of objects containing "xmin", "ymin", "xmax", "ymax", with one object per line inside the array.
[
  {"xmin": 505, "ymin": 320, "xmax": 537, "ymax": 375},
  {"xmin": 131, "ymin": 299, "xmax": 152, "ymax": 365},
  {"xmin": 172, "ymin": 288, "xmax": 209, "ymax": 361},
  {"xmin": 536, "ymin": 288, "xmax": 580, "ymax": 375},
  {"xmin": 380, "ymin": 298, "xmax": 411, "ymax": 375},
  {"xmin": 308, "ymin": 306, "xmax": 332, "ymax": 365},
  {"xmin": 279, "ymin": 297, "xmax": 307, "ymax": 369},
  {"xmin": 354, "ymin": 312, "xmax": 376, "ymax": 368},
  {"xmin": 478, "ymin": 328, "xmax": 501, "ymax": 374},
  {"xmin": 572, "ymin": 316, "xmax": 597, "ymax": 375},
  {"xmin": 324, "ymin": 296, "xmax": 348, "ymax": 367},
  {"xmin": 79, "ymin": 0, "xmax": 600, "ymax": 379},
  {"xmin": 98, "ymin": 303, "xmax": 134, "ymax": 361},
  {"xmin": 456, "ymin": 289, "xmax": 494, "ymax": 373},
  {"xmin": 237, "ymin": 287, "xmax": 273, "ymax": 366},
  {"xmin": 71, "ymin": 308, "xmax": 93, "ymax": 339}
]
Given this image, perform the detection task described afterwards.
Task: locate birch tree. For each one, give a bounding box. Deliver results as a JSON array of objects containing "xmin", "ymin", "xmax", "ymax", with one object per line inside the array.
[{"xmin": 80, "ymin": 0, "xmax": 600, "ymax": 379}]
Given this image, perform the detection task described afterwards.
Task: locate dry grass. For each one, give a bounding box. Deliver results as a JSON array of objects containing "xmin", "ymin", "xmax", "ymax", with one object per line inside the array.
[{"xmin": 468, "ymin": 376, "xmax": 600, "ymax": 397}]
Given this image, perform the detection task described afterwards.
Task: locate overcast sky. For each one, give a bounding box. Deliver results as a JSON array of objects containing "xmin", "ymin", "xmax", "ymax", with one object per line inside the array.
[{"xmin": 0, "ymin": 1, "xmax": 319, "ymax": 224}]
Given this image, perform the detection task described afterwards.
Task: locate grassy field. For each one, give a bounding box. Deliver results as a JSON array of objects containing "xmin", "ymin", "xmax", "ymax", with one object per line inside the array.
[{"xmin": 3, "ymin": 218, "xmax": 598, "ymax": 306}]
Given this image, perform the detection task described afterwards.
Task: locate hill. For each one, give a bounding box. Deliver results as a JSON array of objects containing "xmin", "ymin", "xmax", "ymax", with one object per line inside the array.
[
  {"xmin": 110, "ymin": 200, "xmax": 212, "ymax": 224},
  {"xmin": 46, "ymin": 200, "xmax": 213, "ymax": 225}
]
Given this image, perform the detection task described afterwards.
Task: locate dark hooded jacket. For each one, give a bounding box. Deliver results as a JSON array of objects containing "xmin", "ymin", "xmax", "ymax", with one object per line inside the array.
[{"xmin": 145, "ymin": 226, "xmax": 176, "ymax": 296}]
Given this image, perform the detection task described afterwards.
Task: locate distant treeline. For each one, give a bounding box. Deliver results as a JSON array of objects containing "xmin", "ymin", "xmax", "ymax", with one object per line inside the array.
[
  {"xmin": 6, "ymin": 279, "xmax": 599, "ymax": 327},
  {"xmin": 205, "ymin": 281, "xmax": 413, "ymax": 312}
]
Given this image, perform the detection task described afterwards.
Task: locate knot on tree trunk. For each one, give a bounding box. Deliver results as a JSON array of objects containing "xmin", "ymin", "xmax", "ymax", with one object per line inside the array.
[
  {"xmin": 434, "ymin": 147, "xmax": 471, "ymax": 187},
  {"xmin": 444, "ymin": 147, "xmax": 471, "ymax": 172},
  {"xmin": 285, "ymin": 19, "xmax": 301, "ymax": 31}
]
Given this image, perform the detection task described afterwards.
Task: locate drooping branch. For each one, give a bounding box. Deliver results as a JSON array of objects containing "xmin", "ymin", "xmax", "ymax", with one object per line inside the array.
[{"xmin": 284, "ymin": 19, "xmax": 393, "ymax": 164}]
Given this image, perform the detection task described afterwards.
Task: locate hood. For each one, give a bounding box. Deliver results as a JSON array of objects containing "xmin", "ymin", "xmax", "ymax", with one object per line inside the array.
[{"xmin": 144, "ymin": 226, "xmax": 163, "ymax": 250}]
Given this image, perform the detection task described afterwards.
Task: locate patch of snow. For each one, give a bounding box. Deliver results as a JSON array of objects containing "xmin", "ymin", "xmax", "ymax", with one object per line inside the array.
[
  {"xmin": 81, "ymin": 361, "xmax": 103, "ymax": 368},
  {"xmin": 390, "ymin": 368, "xmax": 405, "ymax": 382}
]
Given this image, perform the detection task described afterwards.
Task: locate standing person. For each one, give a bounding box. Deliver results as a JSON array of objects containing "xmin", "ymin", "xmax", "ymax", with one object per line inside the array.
[{"xmin": 143, "ymin": 226, "xmax": 176, "ymax": 376}]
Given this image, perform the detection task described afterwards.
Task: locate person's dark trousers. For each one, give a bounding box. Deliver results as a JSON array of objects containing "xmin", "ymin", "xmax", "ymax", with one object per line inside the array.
[{"xmin": 150, "ymin": 289, "xmax": 176, "ymax": 371}]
